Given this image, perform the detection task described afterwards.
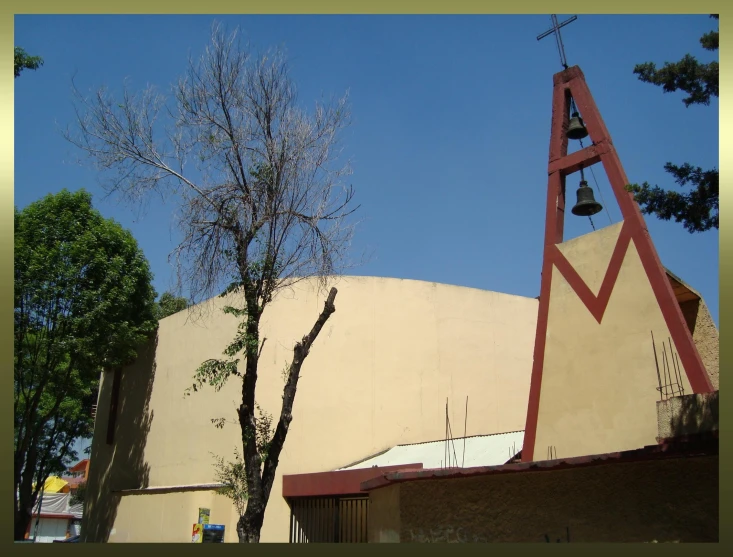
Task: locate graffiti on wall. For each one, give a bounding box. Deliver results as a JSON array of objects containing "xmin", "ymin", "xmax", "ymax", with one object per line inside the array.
[
  {"xmin": 544, "ymin": 526, "xmax": 571, "ymax": 543},
  {"xmin": 408, "ymin": 526, "xmax": 488, "ymax": 543},
  {"xmin": 408, "ymin": 524, "xmax": 574, "ymax": 543}
]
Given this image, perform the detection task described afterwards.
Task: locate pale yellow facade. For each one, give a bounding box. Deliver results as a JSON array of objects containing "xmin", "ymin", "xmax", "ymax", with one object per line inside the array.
[
  {"xmin": 531, "ymin": 223, "xmax": 705, "ymax": 460},
  {"xmin": 83, "ymin": 276, "xmax": 539, "ymax": 543}
]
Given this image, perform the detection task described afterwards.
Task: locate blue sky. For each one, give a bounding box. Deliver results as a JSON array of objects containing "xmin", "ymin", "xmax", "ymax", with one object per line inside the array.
[{"xmin": 15, "ymin": 14, "xmax": 719, "ymax": 326}]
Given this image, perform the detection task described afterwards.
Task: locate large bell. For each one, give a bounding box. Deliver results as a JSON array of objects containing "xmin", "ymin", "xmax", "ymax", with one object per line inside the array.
[
  {"xmin": 567, "ymin": 111, "xmax": 589, "ymax": 140},
  {"xmin": 571, "ymin": 180, "xmax": 603, "ymax": 217}
]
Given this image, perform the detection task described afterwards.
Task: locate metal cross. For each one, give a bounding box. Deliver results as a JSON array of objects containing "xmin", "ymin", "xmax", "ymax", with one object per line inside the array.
[{"xmin": 537, "ymin": 14, "xmax": 578, "ymax": 70}]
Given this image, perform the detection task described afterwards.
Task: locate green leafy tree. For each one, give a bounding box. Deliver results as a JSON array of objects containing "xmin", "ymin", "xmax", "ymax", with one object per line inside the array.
[
  {"xmin": 66, "ymin": 24, "xmax": 356, "ymax": 542},
  {"xmin": 626, "ymin": 15, "xmax": 719, "ymax": 233},
  {"xmin": 15, "ymin": 47, "xmax": 44, "ymax": 78},
  {"xmin": 70, "ymin": 482, "xmax": 87, "ymax": 506},
  {"xmin": 154, "ymin": 291, "xmax": 189, "ymax": 319},
  {"xmin": 14, "ymin": 189, "xmax": 157, "ymax": 540}
]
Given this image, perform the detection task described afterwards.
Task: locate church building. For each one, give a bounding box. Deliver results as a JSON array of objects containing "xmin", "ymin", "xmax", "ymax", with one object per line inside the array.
[{"xmin": 81, "ymin": 18, "xmax": 718, "ymax": 544}]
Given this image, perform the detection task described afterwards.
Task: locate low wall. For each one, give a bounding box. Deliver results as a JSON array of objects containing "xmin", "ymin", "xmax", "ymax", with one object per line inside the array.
[
  {"xmin": 656, "ymin": 392, "xmax": 719, "ymax": 441},
  {"xmin": 105, "ymin": 490, "xmax": 240, "ymax": 543},
  {"xmin": 368, "ymin": 454, "xmax": 718, "ymax": 543}
]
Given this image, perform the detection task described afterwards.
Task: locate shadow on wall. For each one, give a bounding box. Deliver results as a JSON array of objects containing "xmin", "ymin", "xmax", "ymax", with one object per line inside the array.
[
  {"xmin": 658, "ymin": 391, "xmax": 719, "ymax": 442},
  {"xmin": 81, "ymin": 334, "xmax": 157, "ymax": 542},
  {"xmin": 678, "ymin": 297, "xmax": 719, "ymax": 390}
]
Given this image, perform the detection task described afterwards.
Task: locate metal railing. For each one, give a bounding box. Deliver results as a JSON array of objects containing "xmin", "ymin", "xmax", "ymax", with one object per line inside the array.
[{"xmin": 288, "ymin": 496, "xmax": 369, "ymax": 543}]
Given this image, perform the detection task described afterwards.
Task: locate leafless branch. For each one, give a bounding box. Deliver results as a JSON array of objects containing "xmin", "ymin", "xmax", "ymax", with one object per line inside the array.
[{"xmin": 65, "ymin": 22, "xmax": 359, "ymax": 543}]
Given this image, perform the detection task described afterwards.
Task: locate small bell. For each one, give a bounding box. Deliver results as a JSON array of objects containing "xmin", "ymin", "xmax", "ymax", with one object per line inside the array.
[
  {"xmin": 571, "ymin": 180, "xmax": 603, "ymax": 217},
  {"xmin": 567, "ymin": 111, "xmax": 589, "ymax": 140}
]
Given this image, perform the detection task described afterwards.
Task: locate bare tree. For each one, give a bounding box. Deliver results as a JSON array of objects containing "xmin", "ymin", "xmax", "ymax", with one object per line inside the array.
[{"xmin": 65, "ymin": 24, "xmax": 358, "ymax": 542}]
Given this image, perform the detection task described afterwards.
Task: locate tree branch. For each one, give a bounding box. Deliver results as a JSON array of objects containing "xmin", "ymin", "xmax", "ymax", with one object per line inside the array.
[{"xmin": 260, "ymin": 287, "xmax": 337, "ymax": 498}]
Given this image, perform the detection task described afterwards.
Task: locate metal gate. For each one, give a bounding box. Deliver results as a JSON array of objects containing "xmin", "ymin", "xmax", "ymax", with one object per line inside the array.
[{"xmin": 288, "ymin": 496, "xmax": 369, "ymax": 543}]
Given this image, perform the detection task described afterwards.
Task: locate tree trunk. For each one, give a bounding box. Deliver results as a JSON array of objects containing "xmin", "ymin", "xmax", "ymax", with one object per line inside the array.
[
  {"xmin": 236, "ymin": 287, "xmax": 338, "ymax": 543},
  {"xmin": 14, "ymin": 508, "xmax": 32, "ymax": 541},
  {"xmin": 237, "ymin": 502, "xmax": 266, "ymax": 543},
  {"xmin": 14, "ymin": 445, "xmax": 40, "ymax": 541}
]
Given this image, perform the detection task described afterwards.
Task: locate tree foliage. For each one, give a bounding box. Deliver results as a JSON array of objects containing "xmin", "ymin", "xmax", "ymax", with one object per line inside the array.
[
  {"xmin": 154, "ymin": 291, "xmax": 189, "ymax": 319},
  {"xmin": 70, "ymin": 482, "xmax": 87, "ymax": 506},
  {"xmin": 15, "ymin": 47, "xmax": 44, "ymax": 78},
  {"xmin": 633, "ymin": 15, "xmax": 718, "ymax": 107},
  {"xmin": 211, "ymin": 448, "xmax": 249, "ymax": 517},
  {"xmin": 14, "ymin": 189, "xmax": 156, "ymax": 540},
  {"xmin": 65, "ymin": 24, "xmax": 356, "ymax": 542},
  {"xmin": 627, "ymin": 15, "xmax": 718, "ymax": 233},
  {"xmin": 210, "ymin": 403, "xmax": 273, "ymax": 518}
]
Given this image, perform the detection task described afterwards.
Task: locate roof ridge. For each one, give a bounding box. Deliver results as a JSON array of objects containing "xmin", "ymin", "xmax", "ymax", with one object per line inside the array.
[{"xmin": 394, "ymin": 430, "xmax": 524, "ymax": 448}]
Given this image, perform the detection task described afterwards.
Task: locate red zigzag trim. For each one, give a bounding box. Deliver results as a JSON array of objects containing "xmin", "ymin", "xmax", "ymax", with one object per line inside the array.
[{"xmin": 550, "ymin": 221, "xmax": 632, "ymax": 324}]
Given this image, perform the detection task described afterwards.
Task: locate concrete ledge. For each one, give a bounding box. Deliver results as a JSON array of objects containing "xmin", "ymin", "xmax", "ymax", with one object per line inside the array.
[
  {"xmin": 114, "ymin": 483, "xmax": 225, "ymax": 495},
  {"xmin": 656, "ymin": 391, "xmax": 719, "ymax": 442}
]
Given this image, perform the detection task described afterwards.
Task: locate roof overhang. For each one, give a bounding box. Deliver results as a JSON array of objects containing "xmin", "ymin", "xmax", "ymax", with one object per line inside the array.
[
  {"xmin": 665, "ymin": 268, "xmax": 701, "ymax": 304},
  {"xmin": 282, "ymin": 463, "xmax": 423, "ymax": 498}
]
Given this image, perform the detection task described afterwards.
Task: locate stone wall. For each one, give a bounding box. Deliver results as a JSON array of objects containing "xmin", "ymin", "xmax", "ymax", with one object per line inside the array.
[
  {"xmin": 368, "ymin": 454, "xmax": 718, "ymax": 542},
  {"xmin": 656, "ymin": 391, "xmax": 719, "ymax": 441}
]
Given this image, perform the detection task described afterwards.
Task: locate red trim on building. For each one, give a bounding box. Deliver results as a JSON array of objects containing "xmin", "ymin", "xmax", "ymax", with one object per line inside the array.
[
  {"xmin": 68, "ymin": 459, "xmax": 89, "ymax": 474},
  {"xmin": 522, "ymin": 66, "xmax": 713, "ymax": 463},
  {"xmin": 282, "ymin": 463, "xmax": 423, "ymax": 498},
  {"xmin": 550, "ymin": 220, "xmax": 632, "ymax": 324},
  {"xmin": 30, "ymin": 513, "xmax": 77, "ymax": 520}
]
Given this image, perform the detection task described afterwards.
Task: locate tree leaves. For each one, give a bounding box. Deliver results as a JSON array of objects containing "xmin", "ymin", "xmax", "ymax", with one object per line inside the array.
[
  {"xmin": 70, "ymin": 482, "xmax": 87, "ymax": 506},
  {"xmin": 633, "ymin": 15, "xmax": 718, "ymax": 108},
  {"xmin": 633, "ymin": 55, "xmax": 718, "ymax": 108},
  {"xmin": 626, "ymin": 163, "xmax": 719, "ymax": 233},
  {"xmin": 14, "ymin": 47, "xmax": 43, "ymax": 78},
  {"xmin": 211, "ymin": 447, "xmax": 248, "ymax": 517},
  {"xmin": 629, "ymin": 15, "xmax": 718, "ymax": 233},
  {"xmin": 154, "ymin": 292, "xmax": 189, "ymax": 319},
  {"xmin": 210, "ymin": 403, "xmax": 273, "ymax": 517},
  {"xmin": 186, "ymin": 358, "xmax": 241, "ymax": 395},
  {"xmin": 14, "ymin": 189, "xmax": 156, "ymax": 538}
]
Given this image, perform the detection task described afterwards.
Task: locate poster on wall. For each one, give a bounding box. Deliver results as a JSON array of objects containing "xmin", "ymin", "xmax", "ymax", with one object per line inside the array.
[
  {"xmin": 201, "ymin": 524, "xmax": 225, "ymax": 543},
  {"xmin": 191, "ymin": 524, "xmax": 203, "ymax": 543},
  {"xmin": 198, "ymin": 508, "xmax": 210, "ymax": 525}
]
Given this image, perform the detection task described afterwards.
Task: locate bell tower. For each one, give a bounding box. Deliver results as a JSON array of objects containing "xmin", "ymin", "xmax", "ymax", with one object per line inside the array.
[{"xmin": 522, "ymin": 19, "xmax": 714, "ymax": 463}]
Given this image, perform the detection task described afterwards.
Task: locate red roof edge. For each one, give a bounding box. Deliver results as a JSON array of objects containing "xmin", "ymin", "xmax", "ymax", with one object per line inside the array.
[
  {"xmin": 33, "ymin": 513, "xmax": 76, "ymax": 520},
  {"xmin": 282, "ymin": 463, "xmax": 423, "ymax": 498},
  {"xmin": 69, "ymin": 459, "xmax": 89, "ymax": 474},
  {"xmin": 361, "ymin": 432, "xmax": 718, "ymax": 491}
]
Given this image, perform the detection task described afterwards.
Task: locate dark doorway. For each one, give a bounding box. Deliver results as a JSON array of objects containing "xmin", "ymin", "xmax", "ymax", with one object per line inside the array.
[{"xmin": 288, "ymin": 496, "xmax": 369, "ymax": 543}]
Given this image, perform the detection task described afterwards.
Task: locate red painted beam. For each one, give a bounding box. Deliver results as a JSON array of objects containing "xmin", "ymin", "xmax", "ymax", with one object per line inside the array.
[
  {"xmin": 550, "ymin": 221, "xmax": 632, "ymax": 324},
  {"xmin": 522, "ymin": 65, "xmax": 714, "ymax": 464},
  {"xmin": 548, "ymin": 140, "xmax": 610, "ymax": 177}
]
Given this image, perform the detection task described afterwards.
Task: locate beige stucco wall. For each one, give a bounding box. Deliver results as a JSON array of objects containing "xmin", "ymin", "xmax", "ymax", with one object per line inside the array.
[
  {"xmin": 374, "ymin": 454, "xmax": 718, "ymax": 542},
  {"xmin": 109, "ymin": 491, "xmax": 240, "ymax": 542},
  {"xmin": 533, "ymin": 223, "xmax": 696, "ymax": 460},
  {"xmin": 83, "ymin": 276, "xmax": 539, "ymax": 542}
]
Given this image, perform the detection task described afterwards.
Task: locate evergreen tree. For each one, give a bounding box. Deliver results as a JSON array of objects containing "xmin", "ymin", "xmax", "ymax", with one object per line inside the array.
[{"xmin": 627, "ymin": 15, "xmax": 718, "ymax": 233}]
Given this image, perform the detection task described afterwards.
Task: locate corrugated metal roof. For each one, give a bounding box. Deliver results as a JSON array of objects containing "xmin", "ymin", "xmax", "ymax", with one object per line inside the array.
[
  {"xmin": 360, "ymin": 431, "xmax": 719, "ymax": 492},
  {"xmin": 339, "ymin": 431, "xmax": 524, "ymax": 470}
]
